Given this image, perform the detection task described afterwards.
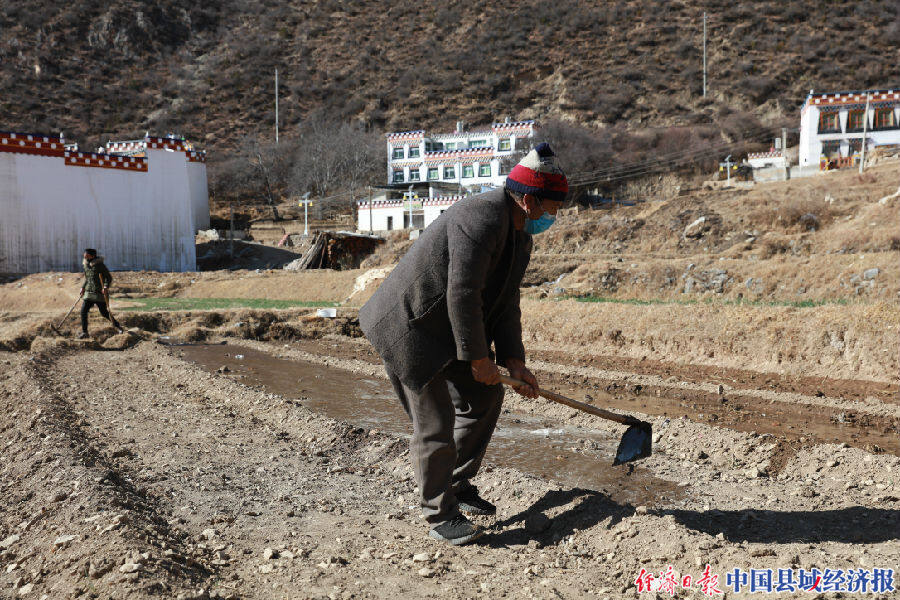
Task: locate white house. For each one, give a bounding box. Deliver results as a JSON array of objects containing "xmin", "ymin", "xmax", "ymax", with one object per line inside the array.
[
  {"xmin": 356, "ymin": 195, "xmax": 465, "ymax": 232},
  {"xmin": 799, "ymin": 88, "xmax": 900, "ymax": 171},
  {"xmin": 0, "ymin": 131, "xmax": 209, "ymax": 273},
  {"xmin": 744, "ymin": 138, "xmax": 790, "ymax": 183},
  {"xmin": 746, "ymin": 149, "xmax": 787, "ymax": 170},
  {"xmin": 385, "ymin": 120, "xmax": 536, "ymax": 188}
]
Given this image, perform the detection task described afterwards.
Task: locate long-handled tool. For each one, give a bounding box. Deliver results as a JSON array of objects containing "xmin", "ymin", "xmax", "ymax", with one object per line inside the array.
[
  {"xmin": 98, "ymin": 272, "xmax": 124, "ymax": 333},
  {"xmin": 500, "ymin": 375, "xmax": 652, "ymax": 466},
  {"xmin": 50, "ymin": 297, "xmax": 82, "ymax": 336}
]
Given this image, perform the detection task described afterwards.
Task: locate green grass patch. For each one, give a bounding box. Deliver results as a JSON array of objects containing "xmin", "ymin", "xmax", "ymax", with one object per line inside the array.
[
  {"xmin": 566, "ymin": 295, "xmax": 851, "ymax": 309},
  {"xmin": 119, "ymin": 298, "xmax": 339, "ymax": 312},
  {"xmin": 570, "ymin": 296, "xmax": 695, "ymax": 306}
]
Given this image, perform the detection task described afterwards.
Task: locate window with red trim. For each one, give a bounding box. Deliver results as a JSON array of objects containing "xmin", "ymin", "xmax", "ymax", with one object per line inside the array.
[
  {"xmin": 874, "ymin": 108, "xmax": 896, "ymax": 129},
  {"xmin": 847, "ymin": 110, "xmax": 866, "ymax": 132},
  {"xmin": 818, "ymin": 112, "xmax": 840, "ymax": 133}
]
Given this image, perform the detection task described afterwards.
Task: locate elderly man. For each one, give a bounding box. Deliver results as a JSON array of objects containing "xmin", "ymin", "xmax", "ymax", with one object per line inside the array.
[
  {"xmin": 79, "ymin": 248, "xmax": 123, "ymax": 338},
  {"xmin": 360, "ymin": 143, "xmax": 568, "ymax": 545}
]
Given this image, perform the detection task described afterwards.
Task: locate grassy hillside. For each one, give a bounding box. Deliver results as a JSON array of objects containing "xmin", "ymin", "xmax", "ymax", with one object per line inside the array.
[{"xmin": 2, "ymin": 0, "xmax": 899, "ymax": 155}]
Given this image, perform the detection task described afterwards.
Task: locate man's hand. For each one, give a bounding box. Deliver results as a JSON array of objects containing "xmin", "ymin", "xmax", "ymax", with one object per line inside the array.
[
  {"xmin": 471, "ymin": 356, "xmax": 501, "ymax": 386},
  {"xmin": 505, "ymin": 358, "xmax": 539, "ymax": 398},
  {"xmin": 79, "ymin": 288, "xmax": 85, "ymax": 297}
]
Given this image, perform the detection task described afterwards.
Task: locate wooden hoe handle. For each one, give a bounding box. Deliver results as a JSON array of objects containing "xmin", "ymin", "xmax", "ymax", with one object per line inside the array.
[{"xmin": 499, "ymin": 374, "xmax": 641, "ymax": 426}]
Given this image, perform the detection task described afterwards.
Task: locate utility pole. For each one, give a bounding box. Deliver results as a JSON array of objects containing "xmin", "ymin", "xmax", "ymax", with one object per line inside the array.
[
  {"xmin": 702, "ymin": 12, "xmax": 707, "ymax": 98},
  {"xmin": 275, "ymin": 69, "xmax": 279, "ymax": 145},
  {"xmin": 407, "ymin": 185, "xmax": 414, "ymax": 229},
  {"xmin": 859, "ymin": 92, "xmax": 871, "ymax": 174},
  {"xmin": 229, "ymin": 203, "xmax": 235, "ymax": 259}
]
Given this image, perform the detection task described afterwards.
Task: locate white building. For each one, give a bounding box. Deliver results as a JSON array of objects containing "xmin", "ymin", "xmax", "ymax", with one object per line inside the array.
[
  {"xmin": 106, "ymin": 135, "xmax": 210, "ymax": 232},
  {"xmin": 744, "ymin": 138, "xmax": 790, "ymax": 183},
  {"xmin": 386, "ymin": 120, "xmax": 536, "ymax": 188},
  {"xmin": 746, "ymin": 149, "xmax": 787, "ymax": 170},
  {"xmin": 0, "ymin": 131, "xmax": 209, "ymax": 273},
  {"xmin": 357, "ymin": 195, "xmax": 464, "ymax": 232},
  {"xmin": 799, "ymin": 88, "xmax": 900, "ymax": 171}
]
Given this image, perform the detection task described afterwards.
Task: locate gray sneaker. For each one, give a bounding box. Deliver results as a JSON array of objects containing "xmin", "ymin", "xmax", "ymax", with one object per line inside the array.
[
  {"xmin": 77, "ymin": 332, "xmax": 90, "ymax": 339},
  {"xmin": 457, "ymin": 487, "xmax": 496, "ymax": 516},
  {"xmin": 428, "ymin": 515, "xmax": 484, "ymax": 546}
]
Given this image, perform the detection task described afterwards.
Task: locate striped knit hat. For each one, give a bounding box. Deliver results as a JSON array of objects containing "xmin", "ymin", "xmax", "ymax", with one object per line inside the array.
[{"xmin": 505, "ymin": 142, "xmax": 568, "ymax": 202}]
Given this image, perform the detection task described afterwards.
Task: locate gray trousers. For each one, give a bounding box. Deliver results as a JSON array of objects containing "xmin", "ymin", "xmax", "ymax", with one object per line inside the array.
[{"xmin": 387, "ymin": 361, "xmax": 504, "ymax": 524}]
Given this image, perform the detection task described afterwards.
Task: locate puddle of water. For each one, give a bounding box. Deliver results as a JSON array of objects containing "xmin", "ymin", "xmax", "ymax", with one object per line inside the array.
[
  {"xmin": 176, "ymin": 344, "xmax": 682, "ymax": 507},
  {"xmin": 290, "ymin": 338, "xmax": 900, "ymax": 456}
]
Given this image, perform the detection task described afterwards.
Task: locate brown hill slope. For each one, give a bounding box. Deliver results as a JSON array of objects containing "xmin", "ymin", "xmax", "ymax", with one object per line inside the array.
[
  {"xmin": 526, "ymin": 161, "xmax": 900, "ymax": 302},
  {"xmin": 2, "ymin": 1, "xmax": 899, "ymax": 153}
]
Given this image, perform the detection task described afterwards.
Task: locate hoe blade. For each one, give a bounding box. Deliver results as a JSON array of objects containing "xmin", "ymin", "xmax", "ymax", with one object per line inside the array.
[{"xmin": 613, "ymin": 421, "xmax": 653, "ymax": 465}]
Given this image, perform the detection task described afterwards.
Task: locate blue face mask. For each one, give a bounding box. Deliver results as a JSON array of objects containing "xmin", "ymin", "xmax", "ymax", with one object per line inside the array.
[{"xmin": 525, "ymin": 212, "xmax": 556, "ymax": 234}]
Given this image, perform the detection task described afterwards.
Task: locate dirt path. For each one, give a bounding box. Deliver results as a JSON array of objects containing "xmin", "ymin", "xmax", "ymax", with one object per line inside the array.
[{"xmin": 4, "ymin": 339, "xmax": 898, "ymax": 599}]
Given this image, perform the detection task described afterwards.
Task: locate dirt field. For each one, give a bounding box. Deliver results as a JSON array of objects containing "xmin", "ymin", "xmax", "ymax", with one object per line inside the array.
[
  {"xmin": 2, "ymin": 166, "xmax": 899, "ymax": 599},
  {"xmin": 1, "ymin": 304, "xmax": 898, "ymax": 599}
]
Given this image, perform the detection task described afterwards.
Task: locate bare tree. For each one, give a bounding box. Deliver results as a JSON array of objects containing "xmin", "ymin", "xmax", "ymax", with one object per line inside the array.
[
  {"xmin": 242, "ymin": 134, "xmax": 300, "ymax": 220},
  {"xmin": 209, "ymin": 114, "xmax": 384, "ymax": 218},
  {"xmin": 535, "ymin": 119, "xmax": 614, "ymax": 182},
  {"xmin": 289, "ymin": 110, "xmax": 383, "ymax": 212}
]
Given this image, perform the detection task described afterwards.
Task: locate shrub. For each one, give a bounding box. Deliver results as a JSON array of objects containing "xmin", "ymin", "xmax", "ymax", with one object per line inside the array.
[{"xmin": 740, "ymin": 76, "xmax": 778, "ymax": 103}]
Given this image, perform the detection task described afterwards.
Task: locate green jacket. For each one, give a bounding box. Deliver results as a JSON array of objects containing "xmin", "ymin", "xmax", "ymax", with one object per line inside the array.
[{"xmin": 82, "ymin": 257, "xmax": 112, "ymax": 302}]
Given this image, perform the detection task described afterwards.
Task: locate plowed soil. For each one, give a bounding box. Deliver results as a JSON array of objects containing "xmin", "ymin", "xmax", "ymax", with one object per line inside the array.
[{"xmin": 2, "ymin": 311, "xmax": 898, "ymax": 599}]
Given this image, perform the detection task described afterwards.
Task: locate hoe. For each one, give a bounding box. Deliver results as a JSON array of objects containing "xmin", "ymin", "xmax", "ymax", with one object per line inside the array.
[
  {"xmin": 500, "ymin": 375, "xmax": 652, "ymax": 465},
  {"xmin": 50, "ymin": 297, "xmax": 82, "ymax": 336}
]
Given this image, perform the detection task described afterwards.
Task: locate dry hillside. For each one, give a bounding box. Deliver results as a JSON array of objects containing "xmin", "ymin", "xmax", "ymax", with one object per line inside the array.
[
  {"xmin": 523, "ymin": 162, "xmax": 900, "ymax": 301},
  {"xmin": 2, "ymin": 1, "xmax": 899, "ymax": 154}
]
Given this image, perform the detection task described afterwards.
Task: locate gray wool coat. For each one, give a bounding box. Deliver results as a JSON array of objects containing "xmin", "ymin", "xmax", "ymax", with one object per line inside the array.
[{"xmin": 359, "ymin": 188, "xmax": 533, "ymax": 392}]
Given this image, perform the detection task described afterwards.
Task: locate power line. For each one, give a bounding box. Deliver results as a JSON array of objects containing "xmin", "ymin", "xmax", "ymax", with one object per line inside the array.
[
  {"xmin": 571, "ymin": 123, "xmax": 800, "ymax": 181},
  {"xmin": 567, "ymin": 124, "xmax": 789, "ymax": 185},
  {"xmin": 569, "ymin": 127, "xmax": 789, "ymax": 188},
  {"xmin": 577, "ymin": 122, "xmax": 800, "ymax": 179},
  {"xmin": 565, "ymin": 121, "xmax": 792, "ymax": 179}
]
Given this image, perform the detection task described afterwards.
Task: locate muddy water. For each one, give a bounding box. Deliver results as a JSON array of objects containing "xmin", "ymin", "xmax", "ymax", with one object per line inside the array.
[
  {"xmin": 176, "ymin": 344, "xmax": 682, "ymax": 507},
  {"xmin": 288, "ymin": 339, "xmax": 900, "ymax": 456}
]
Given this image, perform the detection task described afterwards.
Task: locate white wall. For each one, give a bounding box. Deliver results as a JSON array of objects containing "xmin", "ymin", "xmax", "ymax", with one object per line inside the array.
[
  {"xmin": 746, "ymin": 153, "xmax": 786, "ymax": 169},
  {"xmin": 423, "ymin": 204, "xmax": 450, "ymax": 225},
  {"xmin": 386, "ymin": 122, "xmax": 534, "ymax": 187},
  {"xmin": 799, "ymin": 104, "xmax": 900, "ymax": 167},
  {"xmin": 356, "ymin": 203, "xmax": 405, "ymax": 232},
  {"xmin": 0, "ymin": 146, "xmax": 197, "ymax": 273},
  {"xmin": 357, "ymin": 198, "xmax": 461, "ymax": 232},
  {"xmin": 187, "ymin": 157, "xmax": 210, "ymax": 230},
  {"xmin": 752, "ymin": 166, "xmax": 789, "ymax": 183}
]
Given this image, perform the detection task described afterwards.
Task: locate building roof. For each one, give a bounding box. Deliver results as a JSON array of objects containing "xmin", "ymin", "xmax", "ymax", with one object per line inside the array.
[
  {"xmin": 0, "ymin": 130, "xmax": 207, "ymax": 171},
  {"xmin": 0, "ymin": 131, "xmax": 149, "ymax": 172},
  {"xmin": 106, "ymin": 134, "xmax": 204, "ymax": 160},
  {"xmin": 801, "ymin": 88, "xmax": 900, "ymax": 113},
  {"xmin": 358, "ymin": 195, "xmax": 468, "ymax": 208},
  {"xmin": 747, "ymin": 150, "xmax": 783, "ymax": 160},
  {"xmin": 386, "ymin": 120, "xmax": 535, "ymax": 143},
  {"xmin": 422, "ymin": 147, "xmax": 493, "ymax": 164}
]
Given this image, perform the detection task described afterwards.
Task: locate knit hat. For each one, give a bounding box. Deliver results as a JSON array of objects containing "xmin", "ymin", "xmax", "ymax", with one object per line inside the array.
[
  {"xmin": 505, "ymin": 142, "xmax": 568, "ymax": 202},
  {"xmin": 84, "ymin": 248, "xmax": 97, "ymax": 256}
]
